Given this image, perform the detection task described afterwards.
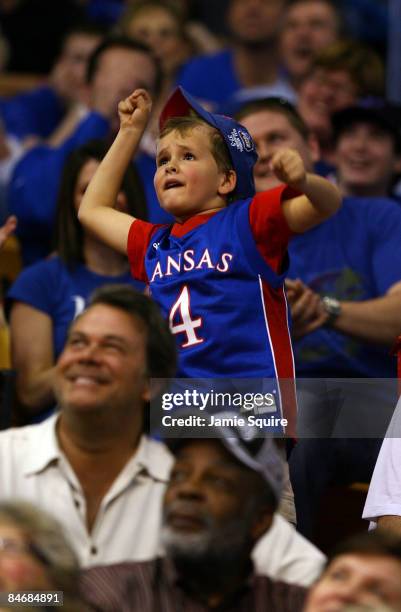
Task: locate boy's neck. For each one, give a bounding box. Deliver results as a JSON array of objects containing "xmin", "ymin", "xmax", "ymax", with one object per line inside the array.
[{"xmin": 174, "ymin": 204, "xmax": 226, "ymax": 224}]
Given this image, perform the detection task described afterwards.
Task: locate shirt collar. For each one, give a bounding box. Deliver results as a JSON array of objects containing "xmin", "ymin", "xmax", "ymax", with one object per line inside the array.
[
  {"xmin": 22, "ymin": 413, "xmax": 62, "ymax": 476},
  {"xmin": 171, "ymin": 211, "xmax": 218, "ymax": 238},
  {"xmin": 134, "ymin": 435, "xmax": 174, "ymax": 482},
  {"xmin": 21, "ymin": 414, "xmax": 173, "ymax": 482}
]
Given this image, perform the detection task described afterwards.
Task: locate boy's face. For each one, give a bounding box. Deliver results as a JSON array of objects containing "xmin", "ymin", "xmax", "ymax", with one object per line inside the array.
[
  {"xmin": 240, "ymin": 108, "xmax": 318, "ymax": 191},
  {"xmin": 335, "ymin": 122, "xmax": 401, "ymax": 197},
  {"xmin": 154, "ymin": 126, "xmax": 235, "ymax": 220}
]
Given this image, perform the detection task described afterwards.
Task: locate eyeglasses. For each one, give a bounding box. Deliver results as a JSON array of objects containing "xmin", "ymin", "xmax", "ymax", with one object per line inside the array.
[
  {"xmin": 0, "ymin": 537, "xmax": 50, "ymax": 566},
  {"xmin": 0, "ymin": 537, "xmax": 31, "ymax": 555}
]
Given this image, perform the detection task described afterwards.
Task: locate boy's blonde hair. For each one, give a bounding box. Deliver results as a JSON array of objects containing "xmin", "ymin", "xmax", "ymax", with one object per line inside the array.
[{"xmin": 159, "ymin": 116, "xmax": 234, "ymax": 178}]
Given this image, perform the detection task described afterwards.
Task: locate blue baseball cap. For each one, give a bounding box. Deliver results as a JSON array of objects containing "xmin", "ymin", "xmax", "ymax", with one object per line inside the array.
[{"xmin": 159, "ymin": 86, "xmax": 257, "ymax": 201}]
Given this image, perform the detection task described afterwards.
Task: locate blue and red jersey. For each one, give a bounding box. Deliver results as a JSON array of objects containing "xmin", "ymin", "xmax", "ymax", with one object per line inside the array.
[
  {"xmin": 127, "ymin": 186, "xmax": 297, "ymax": 430},
  {"xmin": 128, "ymin": 185, "xmax": 294, "ymax": 378}
]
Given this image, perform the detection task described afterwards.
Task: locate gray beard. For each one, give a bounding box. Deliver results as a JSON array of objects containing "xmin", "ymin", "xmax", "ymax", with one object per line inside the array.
[{"xmin": 161, "ymin": 513, "xmax": 253, "ymax": 566}]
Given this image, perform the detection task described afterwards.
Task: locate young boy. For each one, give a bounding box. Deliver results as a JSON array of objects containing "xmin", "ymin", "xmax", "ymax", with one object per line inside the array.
[{"xmin": 78, "ymin": 87, "xmax": 340, "ymax": 431}]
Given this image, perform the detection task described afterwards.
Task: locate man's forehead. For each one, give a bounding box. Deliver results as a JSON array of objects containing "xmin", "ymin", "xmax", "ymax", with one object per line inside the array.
[
  {"xmin": 330, "ymin": 552, "xmax": 401, "ymax": 577},
  {"xmin": 287, "ymin": 0, "xmax": 336, "ymax": 16},
  {"xmin": 70, "ymin": 304, "xmax": 144, "ymax": 337},
  {"xmin": 242, "ymin": 109, "xmax": 298, "ymax": 135}
]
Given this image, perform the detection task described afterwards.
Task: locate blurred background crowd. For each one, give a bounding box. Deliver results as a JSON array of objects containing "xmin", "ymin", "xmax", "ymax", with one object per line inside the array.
[{"xmin": 0, "ymin": 1, "xmax": 401, "ymax": 610}]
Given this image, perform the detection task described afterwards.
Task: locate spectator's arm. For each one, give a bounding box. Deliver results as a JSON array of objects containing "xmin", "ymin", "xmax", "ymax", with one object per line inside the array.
[
  {"xmin": 10, "ymin": 302, "xmax": 56, "ymax": 412},
  {"xmin": 79, "ymin": 90, "xmax": 151, "ymax": 254},
  {"xmin": 377, "ymin": 515, "xmax": 401, "ymax": 534},
  {"xmin": 0, "ymin": 215, "xmax": 17, "ymax": 248},
  {"xmin": 329, "ymin": 281, "xmax": 401, "ymax": 346},
  {"xmin": 285, "ymin": 278, "xmax": 328, "ymax": 339},
  {"xmin": 271, "ymin": 150, "xmax": 341, "ymax": 233}
]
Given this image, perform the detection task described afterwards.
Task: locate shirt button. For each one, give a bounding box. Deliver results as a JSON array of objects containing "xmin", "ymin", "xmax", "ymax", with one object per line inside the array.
[
  {"xmin": 74, "ymin": 499, "xmax": 80, "ymax": 508},
  {"xmin": 90, "ymin": 546, "xmax": 98, "ymax": 556}
]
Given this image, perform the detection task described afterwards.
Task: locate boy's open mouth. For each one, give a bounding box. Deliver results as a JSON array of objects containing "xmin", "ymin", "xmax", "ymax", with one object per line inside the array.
[{"xmin": 165, "ymin": 180, "xmax": 184, "ymax": 190}]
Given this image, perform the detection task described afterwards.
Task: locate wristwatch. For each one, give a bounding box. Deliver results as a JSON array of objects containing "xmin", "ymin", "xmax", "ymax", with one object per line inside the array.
[{"xmin": 321, "ymin": 296, "xmax": 341, "ymax": 327}]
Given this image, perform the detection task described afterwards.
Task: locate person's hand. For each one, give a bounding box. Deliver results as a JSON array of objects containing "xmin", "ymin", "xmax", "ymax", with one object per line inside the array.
[
  {"xmin": 285, "ymin": 278, "xmax": 328, "ymax": 339},
  {"xmin": 270, "ymin": 149, "xmax": 307, "ymax": 191},
  {"xmin": 0, "ymin": 215, "xmax": 17, "ymax": 249},
  {"xmin": 118, "ymin": 89, "xmax": 152, "ymax": 133}
]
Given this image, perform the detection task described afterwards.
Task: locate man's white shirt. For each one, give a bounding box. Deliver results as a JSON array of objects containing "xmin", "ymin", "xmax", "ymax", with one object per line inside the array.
[
  {"xmin": 0, "ymin": 414, "xmax": 325, "ymax": 585},
  {"xmin": 363, "ymin": 396, "xmax": 401, "ymax": 527},
  {"xmin": 0, "ymin": 414, "xmax": 171, "ymax": 567}
]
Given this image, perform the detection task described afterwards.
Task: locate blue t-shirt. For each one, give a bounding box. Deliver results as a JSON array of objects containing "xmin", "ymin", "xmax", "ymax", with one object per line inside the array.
[
  {"xmin": 8, "ymin": 112, "xmax": 109, "ymax": 265},
  {"xmin": 288, "ymin": 196, "xmax": 401, "ymax": 378},
  {"xmin": 8, "ymin": 255, "xmax": 143, "ymax": 359},
  {"xmin": 177, "ymin": 50, "xmax": 296, "ymax": 112},
  {"xmin": 0, "ymin": 86, "xmax": 64, "ymax": 140}
]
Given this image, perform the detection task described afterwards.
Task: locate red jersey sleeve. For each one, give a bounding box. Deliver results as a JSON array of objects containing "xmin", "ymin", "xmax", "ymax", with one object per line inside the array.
[
  {"xmin": 127, "ymin": 219, "xmax": 165, "ymax": 282},
  {"xmin": 249, "ymin": 185, "xmax": 300, "ymax": 274}
]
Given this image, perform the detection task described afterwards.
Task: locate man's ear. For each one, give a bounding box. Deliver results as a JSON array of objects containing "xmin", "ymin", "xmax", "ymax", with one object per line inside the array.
[
  {"xmin": 143, "ymin": 378, "xmax": 168, "ymax": 402},
  {"xmin": 250, "ymin": 508, "xmax": 274, "ymax": 542},
  {"xmin": 142, "ymin": 381, "xmax": 151, "ymax": 403},
  {"xmin": 218, "ymin": 170, "xmax": 237, "ymax": 196}
]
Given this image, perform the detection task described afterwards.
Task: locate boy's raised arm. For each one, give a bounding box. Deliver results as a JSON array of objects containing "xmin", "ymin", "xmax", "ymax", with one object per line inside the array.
[
  {"xmin": 78, "ymin": 89, "xmax": 152, "ymax": 254},
  {"xmin": 271, "ymin": 149, "xmax": 342, "ymax": 233}
]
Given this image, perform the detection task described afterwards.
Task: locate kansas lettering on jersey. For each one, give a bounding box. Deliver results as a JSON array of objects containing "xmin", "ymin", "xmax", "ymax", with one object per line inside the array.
[
  {"xmin": 149, "ymin": 248, "xmax": 233, "ymax": 282},
  {"xmin": 128, "ymin": 188, "xmax": 297, "ymax": 432}
]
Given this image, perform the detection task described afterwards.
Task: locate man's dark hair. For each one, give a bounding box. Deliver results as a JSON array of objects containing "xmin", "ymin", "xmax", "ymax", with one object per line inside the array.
[
  {"xmin": 61, "ymin": 20, "xmax": 109, "ymax": 45},
  {"xmin": 327, "ymin": 530, "xmax": 401, "ymax": 568},
  {"xmin": 88, "ymin": 284, "xmax": 177, "ymax": 380},
  {"xmin": 235, "ymin": 97, "xmax": 310, "ymax": 141},
  {"xmin": 55, "ymin": 139, "xmax": 147, "ymax": 267},
  {"xmin": 86, "ymin": 34, "xmax": 162, "ymax": 96}
]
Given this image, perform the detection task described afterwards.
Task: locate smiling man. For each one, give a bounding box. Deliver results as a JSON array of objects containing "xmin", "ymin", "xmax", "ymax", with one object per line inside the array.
[
  {"xmin": 333, "ymin": 104, "xmax": 401, "ymax": 198},
  {"xmin": 0, "ymin": 284, "xmax": 177, "ymax": 567}
]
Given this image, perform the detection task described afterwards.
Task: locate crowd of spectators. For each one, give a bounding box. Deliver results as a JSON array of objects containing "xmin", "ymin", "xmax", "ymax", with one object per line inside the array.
[{"xmin": 0, "ymin": 1, "xmax": 400, "ymax": 610}]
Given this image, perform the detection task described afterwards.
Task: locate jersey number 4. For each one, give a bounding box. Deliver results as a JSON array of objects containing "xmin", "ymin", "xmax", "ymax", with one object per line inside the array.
[{"xmin": 169, "ymin": 286, "xmax": 204, "ymax": 348}]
